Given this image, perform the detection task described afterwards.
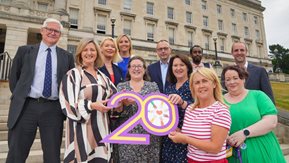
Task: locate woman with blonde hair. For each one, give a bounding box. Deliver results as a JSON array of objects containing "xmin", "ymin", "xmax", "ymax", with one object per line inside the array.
[
  {"xmin": 59, "ymin": 38, "xmax": 117, "ymax": 162},
  {"xmin": 99, "ymin": 37, "xmax": 124, "ymax": 86},
  {"xmin": 116, "ymin": 34, "xmax": 133, "ymax": 78},
  {"xmin": 169, "ymin": 68, "xmax": 231, "ymax": 163}
]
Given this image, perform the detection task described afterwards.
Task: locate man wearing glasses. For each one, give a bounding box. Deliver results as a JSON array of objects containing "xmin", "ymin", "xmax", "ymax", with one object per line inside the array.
[
  {"xmin": 7, "ymin": 18, "xmax": 75, "ymax": 163},
  {"xmin": 148, "ymin": 40, "xmax": 172, "ymax": 93},
  {"xmin": 189, "ymin": 45, "xmax": 212, "ymax": 70}
]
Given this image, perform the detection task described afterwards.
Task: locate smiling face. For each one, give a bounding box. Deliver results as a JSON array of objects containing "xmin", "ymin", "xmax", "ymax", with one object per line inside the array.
[
  {"xmin": 192, "ymin": 72, "xmax": 216, "ymax": 101},
  {"xmin": 101, "ymin": 39, "xmax": 116, "ymax": 59},
  {"xmin": 81, "ymin": 42, "xmax": 98, "ymax": 67},
  {"xmin": 128, "ymin": 59, "xmax": 145, "ymax": 81},
  {"xmin": 118, "ymin": 36, "xmax": 131, "ymax": 55},
  {"xmin": 231, "ymin": 42, "xmax": 247, "ymax": 65},
  {"xmin": 224, "ymin": 69, "xmax": 245, "ymax": 93},
  {"xmin": 40, "ymin": 22, "xmax": 61, "ymax": 47},
  {"xmin": 172, "ymin": 58, "xmax": 188, "ymax": 81}
]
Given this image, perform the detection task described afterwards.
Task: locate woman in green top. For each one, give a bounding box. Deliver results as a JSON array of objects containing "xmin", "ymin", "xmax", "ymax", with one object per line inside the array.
[{"xmin": 222, "ymin": 65, "xmax": 285, "ymax": 163}]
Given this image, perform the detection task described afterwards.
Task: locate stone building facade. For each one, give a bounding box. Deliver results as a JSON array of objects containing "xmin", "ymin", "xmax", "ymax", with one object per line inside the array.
[{"xmin": 0, "ymin": 0, "xmax": 272, "ymax": 70}]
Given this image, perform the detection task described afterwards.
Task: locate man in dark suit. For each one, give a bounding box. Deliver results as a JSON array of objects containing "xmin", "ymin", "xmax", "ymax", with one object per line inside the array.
[
  {"xmin": 7, "ymin": 18, "xmax": 75, "ymax": 163},
  {"xmin": 148, "ymin": 40, "xmax": 172, "ymax": 93},
  {"xmin": 222, "ymin": 42, "xmax": 275, "ymax": 103}
]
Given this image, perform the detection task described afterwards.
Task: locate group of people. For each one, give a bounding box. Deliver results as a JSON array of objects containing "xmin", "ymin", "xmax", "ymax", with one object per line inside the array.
[{"xmin": 6, "ymin": 18, "xmax": 285, "ymax": 163}]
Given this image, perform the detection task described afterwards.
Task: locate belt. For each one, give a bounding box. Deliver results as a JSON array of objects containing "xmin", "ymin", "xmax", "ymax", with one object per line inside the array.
[{"xmin": 27, "ymin": 97, "xmax": 58, "ymax": 103}]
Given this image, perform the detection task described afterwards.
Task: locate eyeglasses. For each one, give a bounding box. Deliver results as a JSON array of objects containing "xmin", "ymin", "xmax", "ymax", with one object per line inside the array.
[
  {"xmin": 130, "ymin": 65, "xmax": 143, "ymax": 69},
  {"xmin": 44, "ymin": 27, "xmax": 61, "ymax": 35},
  {"xmin": 157, "ymin": 47, "xmax": 170, "ymax": 52},
  {"xmin": 193, "ymin": 50, "xmax": 202, "ymax": 54}
]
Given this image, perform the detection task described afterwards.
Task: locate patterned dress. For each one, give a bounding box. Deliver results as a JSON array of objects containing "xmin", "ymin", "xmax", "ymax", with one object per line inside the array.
[
  {"xmin": 161, "ymin": 80, "xmax": 194, "ymax": 163},
  {"xmin": 59, "ymin": 67, "xmax": 117, "ymax": 163},
  {"xmin": 116, "ymin": 81, "xmax": 161, "ymax": 163}
]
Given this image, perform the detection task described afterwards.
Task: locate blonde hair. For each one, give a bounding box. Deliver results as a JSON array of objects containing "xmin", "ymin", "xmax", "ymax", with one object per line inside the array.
[
  {"xmin": 116, "ymin": 34, "xmax": 133, "ymax": 55},
  {"xmin": 75, "ymin": 38, "xmax": 103, "ymax": 68},
  {"xmin": 189, "ymin": 67, "xmax": 223, "ymax": 108},
  {"xmin": 100, "ymin": 37, "xmax": 122, "ymax": 63}
]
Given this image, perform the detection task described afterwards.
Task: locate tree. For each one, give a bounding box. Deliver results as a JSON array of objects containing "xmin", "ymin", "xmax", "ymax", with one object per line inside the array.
[{"xmin": 269, "ymin": 44, "xmax": 289, "ymax": 74}]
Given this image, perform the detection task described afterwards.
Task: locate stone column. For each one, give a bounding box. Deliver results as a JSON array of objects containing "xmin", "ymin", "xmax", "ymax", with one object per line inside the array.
[
  {"xmin": 5, "ymin": 25, "xmax": 28, "ymax": 58},
  {"xmin": 53, "ymin": 0, "xmax": 68, "ymax": 16},
  {"xmin": 81, "ymin": 0, "xmax": 94, "ymax": 32}
]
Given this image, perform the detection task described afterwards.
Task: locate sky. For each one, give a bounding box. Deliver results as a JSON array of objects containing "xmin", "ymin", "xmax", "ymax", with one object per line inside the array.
[{"xmin": 262, "ymin": 0, "xmax": 289, "ymax": 49}]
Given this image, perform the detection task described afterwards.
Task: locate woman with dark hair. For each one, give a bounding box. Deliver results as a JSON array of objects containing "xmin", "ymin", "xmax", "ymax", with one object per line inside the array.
[
  {"xmin": 222, "ymin": 65, "xmax": 285, "ymax": 163},
  {"xmin": 161, "ymin": 54, "xmax": 194, "ymax": 163},
  {"xmin": 116, "ymin": 56, "xmax": 161, "ymax": 162}
]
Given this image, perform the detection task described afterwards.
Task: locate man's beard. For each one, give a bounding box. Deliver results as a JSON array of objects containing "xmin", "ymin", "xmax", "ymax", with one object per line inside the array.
[{"xmin": 192, "ymin": 55, "xmax": 202, "ymax": 65}]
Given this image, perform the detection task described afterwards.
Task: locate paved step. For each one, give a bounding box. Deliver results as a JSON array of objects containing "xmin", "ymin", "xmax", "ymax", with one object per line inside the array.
[
  {"xmin": 285, "ymin": 154, "xmax": 289, "ymax": 162},
  {"xmin": 0, "ymin": 123, "xmax": 7, "ymax": 131},
  {"xmin": 0, "ymin": 148, "xmax": 64, "ymax": 163},
  {"xmin": 0, "ymin": 116, "xmax": 7, "ymax": 123},
  {"xmin": 0, "ymin": 82, "xmax": 9, "ymax": 88},
  {"xmin": 0, "ymin": 99, "xmax": 10, "ymax": 105},
  {"xmin": 281, "ymin": 144, "xmax": 289, "ymax": 156},
  {"xmin": 0, "ymin": 109, "xmax": 8, "ymax": 116},
  {"xmin": 0, "ymin": 104, "xmax": 9, "ymax": 110}
]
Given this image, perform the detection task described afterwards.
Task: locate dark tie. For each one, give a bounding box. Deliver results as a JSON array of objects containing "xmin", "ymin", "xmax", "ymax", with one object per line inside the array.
[{"xmin": 42, "ymin": 48, "xmax": 52, "ymax": 97}]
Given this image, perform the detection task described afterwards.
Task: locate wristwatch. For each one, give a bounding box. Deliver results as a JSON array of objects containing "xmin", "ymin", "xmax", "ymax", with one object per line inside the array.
[{"xmin": 243, "ymin": 129, "xmax": 250, "ymax": 137}]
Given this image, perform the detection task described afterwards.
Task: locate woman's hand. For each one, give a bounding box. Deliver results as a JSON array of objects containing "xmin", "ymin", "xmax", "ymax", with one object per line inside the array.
[
  {"xmin": 168, "ymin": 131, "xmax": 186, "ymax": 144},
  {"xmin": 168, "ymin": 94, "xmax": 183, "ymax": 105},
  {"xmin": 227, "ymin": 130, "xmax": 246, "ymax": 147},
  {"xmin": 90, "ymin": 100, "xmax": 112, "ymax": 113}
]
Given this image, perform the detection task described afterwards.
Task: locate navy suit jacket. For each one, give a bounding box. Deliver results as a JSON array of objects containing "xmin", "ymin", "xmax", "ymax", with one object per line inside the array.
[
  {"xmin": 147, "ymin": 61, "xmax": 170, "ymax": 93},
  {"xmin": 8, "ymin": 44, "xmax": 75, "ymax": 129},
  {"xmin": 99, "ymin": 63, "xmax": 124, "ymax": 87},
  {"xmin": 246, "ymin": 63, "xmax": 275, "ymax": 103}
]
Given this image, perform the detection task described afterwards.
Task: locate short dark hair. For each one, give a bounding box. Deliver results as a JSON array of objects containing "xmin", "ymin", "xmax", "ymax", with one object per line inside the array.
[
  {"xmin": 126, "ymin": 56, "xmax": 150, "ymax": 81},
  {"xmin": 167, "ymin": 54, "xmax": 193, "ymax": 83},
  {"xmin": 221, "ymin": 65, "xmax": 249, "ymax": 81},
  {"xmin": 189, "ymin": 45, "xmax": 203, "ymax": 55}
]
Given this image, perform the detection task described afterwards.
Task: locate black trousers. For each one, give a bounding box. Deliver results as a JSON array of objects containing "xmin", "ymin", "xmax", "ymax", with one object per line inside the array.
[{"xmin": 6, "ymin": 98, "xmax": 64, "ymax": 163}]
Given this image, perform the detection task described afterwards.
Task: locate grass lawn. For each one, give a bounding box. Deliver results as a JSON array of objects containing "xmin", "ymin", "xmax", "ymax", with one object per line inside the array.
[{"xmin": 271, "ymin": 81, "xmax": 289, "ymax": 111}]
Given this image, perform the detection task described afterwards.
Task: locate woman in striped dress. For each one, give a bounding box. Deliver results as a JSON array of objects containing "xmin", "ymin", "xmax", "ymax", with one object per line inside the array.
[
  {"xmin": 169, "ymin": 68, "xmax": 231, "ymax": 163},
  {"xmin": 59, "ymin": 38, "xmax": 117, "ymax": 163}
]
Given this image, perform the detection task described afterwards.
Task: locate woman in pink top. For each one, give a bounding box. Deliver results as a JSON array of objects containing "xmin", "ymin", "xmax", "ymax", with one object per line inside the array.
[{"xmin": 169, "ymin": 67, "xmax": 231, "ymax": 163}]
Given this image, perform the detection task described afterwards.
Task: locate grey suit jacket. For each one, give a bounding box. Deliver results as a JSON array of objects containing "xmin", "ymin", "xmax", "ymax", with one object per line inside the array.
[
  {"xmin": 8, "ymin": 44, "xmax": 75, "ymax": 129},
  {"xmin": 246, "ymin": 63, "xmax": 275, "ymax": 103}
]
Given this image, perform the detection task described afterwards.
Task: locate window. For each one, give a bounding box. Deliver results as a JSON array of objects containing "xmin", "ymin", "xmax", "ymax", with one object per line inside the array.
[
  {"xmin": 185, "ymin": 0, "xmax": 191, "ymax": 5},
  {"xmin": 123, "ymin": 0, "xmax": 132, "ymax": 10},
  {"xmin": 254, "ymin": 16, "xmax": 258, "ymax": 24},
  {"xmin": 67, "ymin": 45, "xmax": 77, "ymax": 57},
  {"xmin": 97, "ymin": 14, "xmax": 106, "ymax": 34},
  {"xmin": 220, "ymin": 38, "xmax": 225, "ymax": 51},
  {"xmin": 243, "ymin": 13, "xmax": 247, "ymax": 21},
  {"xmin": 147, "ymin": 2, "xmax": 154, "ymax": 15},
  {"xmin": 217, "ymin": 5, "xmax": 222, "ymax": 14},
  {"xmin": 187, "ymin": 31, "xmax": 194, "ymax": 47},
  {"xmin": 230, "ymin": 9, "xmax": 235, "ymax": 17},
  {"xmin": 38, "ymin": 2, "xmax": 48, "ymax": 12},
  {"xmin": 203, "ymin": 16, "xmax": 208, "ymax": 27},
  {"xmin": 123, "ymin": 19, "xmax": 132, "ymax": 35},
  {"xmin": 147, "ymin": 23, "xmax": 155, "ymax": 41},
  {"xmin": 0, "ymin": 0, "xmax": 11, "ymax": 3},
  {"xmin": 244, "ymin": 26, "xmax": 249, "ymax": 37},
  {"xmin": 168, "ymin": 27, "xmax": 175, "ymax": 44},
  {"xmin": 232, "ymin": 23, "xmax": 237, "ymax": 34},
  {"xmin": 98, "ymin": 0, "xmax": 106, "ymax": 5},
  {"xmin": 167, "ymin": 7, "xmax": 174, "ymax": 19},
  {"xmin": 69, "ymin": 8, "xmax": 79, "ymax": 29},
  {"xmin": 246, "ymin": 43, "xmax": 251, "ymax": 56},
  {"xmin": 256, "ymin": 29, "xmax": 260, "ymax": 40},
  {"xmin": 204, "ymin": 35, "xmax": 210, "ymax": 50},
  {"xmin": 257, "ymin": 45, "xmax": 261, "ymax": 57},
  {"xmin": 202, "ymin": 0, "xmax": 207, "ymax": 11},
  {"xmin": 218, "ymin": 19, "xmax": 223, "ymax": 31},
  {"xmin": 186, "ymin": 11, "xmax": 192, "ymax": 24}
]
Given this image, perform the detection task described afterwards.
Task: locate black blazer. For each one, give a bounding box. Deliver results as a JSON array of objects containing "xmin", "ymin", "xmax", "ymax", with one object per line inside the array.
[
  {"xmin": 147, "ymin": 61, "xmax": 170, "ymax": 93},
  {"xmin": 8, "ymin": 44, "xmax": 75, "ymax": 129},
  {"xmin": 99, "ymin": 63, "xmax": 124, "ymax": 87},
  {"xmin": 221, "ymin": 63, "xmax": 275, "ymax": 103}
]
